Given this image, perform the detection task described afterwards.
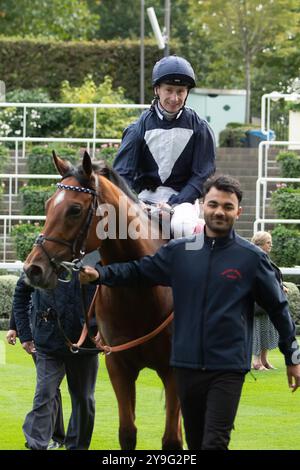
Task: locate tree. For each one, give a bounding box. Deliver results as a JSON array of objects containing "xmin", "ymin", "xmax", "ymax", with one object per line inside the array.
[
  {"xmin": 187, "ymin": 0, "xmax": 300, "ymax": 122},
  {"xmin": 0, "ymin": 0, "xmax": 99, "ymax": 40},
  {"xmin": 88, "ymin": 0, "xmax": 190, "ymax": 42},
  {"xmin": 60, "ymin": 75, "xmax": 138, "ymax": 138}
]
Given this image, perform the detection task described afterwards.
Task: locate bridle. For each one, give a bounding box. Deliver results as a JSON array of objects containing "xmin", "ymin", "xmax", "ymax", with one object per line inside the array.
[
  {"xmin": 34, "ymin": 182, "xmax": 98, "ymax": 279},
  {"xmin": 33, "ymin": 178, "xmax": 174, "ymax": 355}
]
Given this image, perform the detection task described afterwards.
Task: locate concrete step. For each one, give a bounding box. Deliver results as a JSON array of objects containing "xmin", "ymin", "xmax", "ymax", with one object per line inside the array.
[
  {"xmin": 0, "ymin": 147, "xmax": 286, "ymax": 260},
  {"xmin": 0, "ymin": 252, "xmax": 18, "ymax": 261},
  {"xmin": 4, "ymin": 163, "xmax": 28, "ymax": 174},
  {"xmin": 216, "ymin": 165, "xmax": 280, "ymax": 174}
]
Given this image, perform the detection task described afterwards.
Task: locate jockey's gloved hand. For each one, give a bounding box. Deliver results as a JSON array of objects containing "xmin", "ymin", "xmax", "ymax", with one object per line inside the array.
[{"xmin": 157, "ymin": 202, "xmax": 174, "ymax": 214}]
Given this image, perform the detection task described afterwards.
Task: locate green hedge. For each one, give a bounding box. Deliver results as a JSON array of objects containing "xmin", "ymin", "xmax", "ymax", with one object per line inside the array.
[
  {"xmin": 96, "ymin": 144, "xmax": 119, "ymax": 166},
  {"xmin": 271, "ymin": 187, "xmax": 300, "ymax": 219},
  {"xmin": 11, "ymin": 223, "xmax": 41, "ymax": 261},
  {"xmin": 0, "ymin": 37, "xmax": 165, "ymax": 103},
  {"xmin": 0, "ymin": 144, "xmax": 9, "ymax": 171},
  {"xmin": 19, "ymin": 185, "xmax": 55, "ymax": 215},
  {"xmin": 276, "ymin": 151, "xmax": 300, "ymax": 179},
  {"xmin": 271, "ymin": 225, "xmax": 300, "ymax": 267},
  {"xmin": 285, "ymin": 282, "xmax": 300, "ymax": 325},
  {"xmin": 0, "ymin": 275, "xmax": 19, "ymax": 318},
  {"xmin": 219, "ymin": 124, "xmax": 259, "ymax": 148},
  {"xmin": 27, "ymin": 145, "xmax": 79, "ymax": 183}
]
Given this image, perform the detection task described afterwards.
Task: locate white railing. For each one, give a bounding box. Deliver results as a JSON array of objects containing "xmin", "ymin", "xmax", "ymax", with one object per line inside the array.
[
  {"xmin": 0, "ymin": 102, "xmax": 149, "ymax": 186},
  {"xmin": 0, "ymin": 135, "xmax": 123, "ymax": 194},
  {"xmin": 261, "ymin": 92, "xmax": 300, "ymax": 136},
  {"xmin": 0, "ymin": 101, "xmax": 150, "ymax": 264},
  {"xmin": 1, "ymin": 261, "xmax": 299, "ymax": 276},
  {"xmin": 0, "ymin": 101, "xmax": 148, "ymax": 158},
  {"xmin": 0, "ymin": 174, "xmax": 61, "ymax": 262},
  {"xmin": 255, "ymin": 140, "xmax": 300, "ymax": 232},
  {"xmin": 0, "ymin": 215, "xmax": 46, "ymax": 263},
  {"xmin": 0, "ymin": 261, "xmax": 23, "ymax": 272}
]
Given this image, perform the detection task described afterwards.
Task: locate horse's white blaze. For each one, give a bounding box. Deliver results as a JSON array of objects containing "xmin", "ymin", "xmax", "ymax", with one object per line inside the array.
[{"xmin": 54, "ymin": 191, "xmax": 65, "ymax": 207}]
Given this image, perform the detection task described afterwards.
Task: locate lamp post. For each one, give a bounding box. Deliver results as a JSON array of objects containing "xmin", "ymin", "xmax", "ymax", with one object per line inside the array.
[
  {"xmin": 140, "ymin": 0, "xmax": 145, "ymax": 104},
  {"xmin": 164, "ymin": 0, "xmax": 171, "ymax": 57}
]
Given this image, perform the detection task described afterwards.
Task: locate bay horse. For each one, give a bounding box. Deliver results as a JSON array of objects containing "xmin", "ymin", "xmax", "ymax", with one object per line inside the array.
[{"xmin": 23, "ymin": 151, "xmax": 182, "ymax": 450}]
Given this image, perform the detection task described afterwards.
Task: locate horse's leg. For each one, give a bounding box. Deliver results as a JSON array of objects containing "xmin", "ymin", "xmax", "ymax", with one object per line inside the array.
[
  {"xmin": 157, "ymin": 368, "xmax": 183, "ymax": 450},
  {"xmin": 106, "ymin": 356, "xmax": 138, "ymax": 450}
]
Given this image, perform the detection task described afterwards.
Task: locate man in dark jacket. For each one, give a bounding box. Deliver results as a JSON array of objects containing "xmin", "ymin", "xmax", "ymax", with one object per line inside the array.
[
  {"xmin": 80, "ymin": 175, "xmax": 300, "ymax": 450},
  {"xmin": 6, "ymin": 311, "xmax": 65, "ymax": 449},
  {"xmin": 13, "ymin": 271, "xmax": 98, "ymax": 450}
]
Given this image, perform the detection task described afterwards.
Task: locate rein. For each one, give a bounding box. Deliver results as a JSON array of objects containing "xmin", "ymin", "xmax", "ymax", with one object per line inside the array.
[
  {"xmin": 41, "ymin": 180, "xmax": 174, "ymax": 355},
  {"xmin": 62, "ymin": 276, "xmax": 174, "ymax": 355}
]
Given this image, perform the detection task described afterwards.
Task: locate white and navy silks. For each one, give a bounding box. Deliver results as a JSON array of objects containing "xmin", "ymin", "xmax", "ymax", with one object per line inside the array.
[{"xmin": 113, "ymin": 104, "xmax": 216, "ymax": 237}]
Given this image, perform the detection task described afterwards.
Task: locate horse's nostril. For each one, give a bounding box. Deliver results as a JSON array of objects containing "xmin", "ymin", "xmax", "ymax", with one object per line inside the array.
[{"xmin": 25, "ymin": 264, "xmax": 43, "ymax": 282}]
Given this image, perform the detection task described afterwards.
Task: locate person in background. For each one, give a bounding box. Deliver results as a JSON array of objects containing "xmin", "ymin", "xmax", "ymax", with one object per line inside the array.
[
  {"xmin": 251, "ymin": 231, "xmax": 288, "ymax": 371},
  {"xmin": 113, "ymin": 55, "xmax": 215, "ymax": 238},
  {"xmin": 6, "ymin": 310, "xmax": 65, "ymax": 450},
  {"xmin": 80, "ymin": 175, "xmax": 300, "ymax": 450}
]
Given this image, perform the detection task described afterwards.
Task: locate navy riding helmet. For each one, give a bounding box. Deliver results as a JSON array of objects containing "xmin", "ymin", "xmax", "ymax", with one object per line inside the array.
[{"xmin": 152, "ymin": 55, "xmax": 196, "ymax": 89}]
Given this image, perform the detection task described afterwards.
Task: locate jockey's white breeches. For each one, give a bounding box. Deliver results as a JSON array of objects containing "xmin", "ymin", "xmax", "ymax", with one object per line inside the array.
[
  {"xmin": 171, "ymin": 202, "xmax": 201, "ymax": 238},
  {"xmin": 138, "ymin": 186, "xmax": 203, "ymax": 238}
]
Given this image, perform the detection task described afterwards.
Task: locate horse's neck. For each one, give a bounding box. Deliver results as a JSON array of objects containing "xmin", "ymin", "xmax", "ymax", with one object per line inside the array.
[
  {"xmin": 100, "ymin": 207, "xmax": 164, "ymax": 264},
  {"xmin": 101, "ymin": 235, "xmax": 164, "ymax": 264},
  {"xmin": 92, "ymin": 176, "xmax": 165, "ymax": 264}
]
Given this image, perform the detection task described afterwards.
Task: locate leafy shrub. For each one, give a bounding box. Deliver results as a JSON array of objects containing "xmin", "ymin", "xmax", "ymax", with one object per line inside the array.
[
  {"xmin": 271, "ymin": 187, "xmax": 300, "ymax": 219},
  {"xmin": 11, "ymin": 223, "xmax": 41, "ymax": 261},
  {"xmin": 225, "ymin": 122, "xmax": 247, "ymax": 129},
  {"xmin": 276, "ymin": 151, "xmax": 300, "ymax": 179},
  {"xmin": 0, "ymin": 275, "xmax": 19, "ymax": 318},
  {"xmin": 0, "ymin": 88, "xmax": 71, "ymax": 139},
  {"xmin": 96, "ymin": 144, "xmax": 119, "ymax": 166},
  {"xmin": 287, "ymin": 102, "xmax": 300, "ymax": 112},
  {"xmin": 219, "ymin": 124, "xmax": 261, "ymax": 147},
  {"xmin": 284, "ymin": 282, "xmax": 300, "ymax": 324},
  {"xmin": 219, "ymin": 127, "xmax": 248, "ymax": 147},
  {"xmin": 0, "ymin": 144, "xmax": 9, "ymax": 172},
  {"xmin": 27, "ymin": 145, "xmax": 80, "ymax": 185},
  {"xmin": 271, "ymin": 225, "xmax": 300, "ymax": 267},
  {"xmin": 60, "ymin": 75, "xmax": 139, "ymax": 139},
  {"xmin": 0, "ymin": 37, "xmax": 160, "ymax": 104},
  {"xmin": 20, "ymin": 185, "xmax": 55, "ymax": 215}
]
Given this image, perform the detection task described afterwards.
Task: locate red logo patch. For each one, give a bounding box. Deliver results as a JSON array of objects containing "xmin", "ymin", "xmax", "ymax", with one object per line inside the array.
[{"xmin": 221, "ymin": 269, "xmax": 242, "ymax": 280}]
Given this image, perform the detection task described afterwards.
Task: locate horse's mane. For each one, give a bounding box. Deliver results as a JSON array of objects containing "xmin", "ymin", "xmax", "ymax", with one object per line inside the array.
[{"xmin": 63, "ymin": 159, "xmax": 139, "ymax": 203}]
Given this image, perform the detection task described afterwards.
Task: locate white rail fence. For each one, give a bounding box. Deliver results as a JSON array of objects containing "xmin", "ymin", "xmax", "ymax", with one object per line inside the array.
[
  {"xmin": 0, "ymin": 101, "xmax": 300, "ymax": 274},
  {"xmin": 0, "ymin": 102, "xmax": 149, "ymax": 264},
  {"xmin": 255, "ymin": 141, "xmax": 300, "ymax": 232},
  {"xmin": 0, "ymin": 101, "xmax": 149, "ymax": 191}
]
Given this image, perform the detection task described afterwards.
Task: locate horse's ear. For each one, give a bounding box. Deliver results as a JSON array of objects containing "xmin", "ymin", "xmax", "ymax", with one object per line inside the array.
[
  {"xmin": 52, "ymin": 150, "xmax": 70, "ymax": 176},
  {"xmin": 82, "ymin": 151, "xmax": 93, "ymax": 179}
]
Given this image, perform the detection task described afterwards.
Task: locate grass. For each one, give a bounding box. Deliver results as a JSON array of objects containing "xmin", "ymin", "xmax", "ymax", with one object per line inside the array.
[{"xmin": 0, "ymin": 332, "xmax": 299, "ymax": 450}]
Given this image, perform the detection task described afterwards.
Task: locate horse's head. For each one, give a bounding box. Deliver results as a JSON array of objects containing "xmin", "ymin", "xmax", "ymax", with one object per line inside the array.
[{"xmin": 24, "ymin": 150, "xmax": 98, "ymax": 289}]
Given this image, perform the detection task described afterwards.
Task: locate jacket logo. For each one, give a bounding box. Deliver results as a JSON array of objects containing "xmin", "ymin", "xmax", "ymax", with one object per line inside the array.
[{"xmin": 221, "ymin": 269, "xmax": 242, "ymax": 280}]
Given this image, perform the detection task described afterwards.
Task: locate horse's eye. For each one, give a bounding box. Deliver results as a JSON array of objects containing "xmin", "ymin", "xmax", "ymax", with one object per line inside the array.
[{"xmin": 67, "ymin": 205, "xmax": 82, "ymax": 217}]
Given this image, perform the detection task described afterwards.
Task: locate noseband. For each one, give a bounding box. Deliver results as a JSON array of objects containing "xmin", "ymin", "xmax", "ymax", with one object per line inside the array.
[{"xmin": 34, "ymin": 182, "xmax": 98, "ymax": 279}]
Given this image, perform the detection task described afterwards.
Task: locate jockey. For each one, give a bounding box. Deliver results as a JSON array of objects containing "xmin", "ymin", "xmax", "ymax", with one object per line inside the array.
[{"xmin": 113, "ymin": 55, "xmax": 216, "ymax": 237}]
